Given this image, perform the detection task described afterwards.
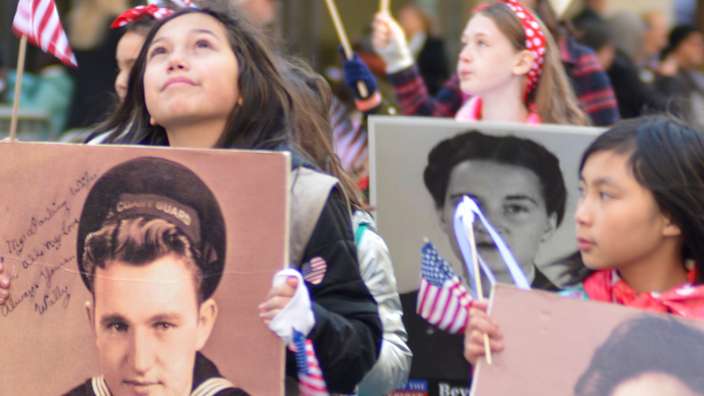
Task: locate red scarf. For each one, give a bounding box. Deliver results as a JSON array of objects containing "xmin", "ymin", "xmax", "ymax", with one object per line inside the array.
[{"xmin": 582, "ymin": 269, "xmax": 704, "ymax": 320}]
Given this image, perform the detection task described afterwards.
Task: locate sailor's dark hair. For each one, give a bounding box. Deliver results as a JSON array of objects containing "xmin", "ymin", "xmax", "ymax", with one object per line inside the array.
[
  {"xmin": 77, "ymin": 156, "xmax": 226, "ymax": 301},
  {"xmin": 424, "ymin": 130, "xmax": 567, "ymax": 226}
]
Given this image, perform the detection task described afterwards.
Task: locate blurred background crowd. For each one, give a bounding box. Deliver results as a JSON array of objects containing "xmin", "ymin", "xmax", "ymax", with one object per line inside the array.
[{"xmin": 0, "ymin": 0, "xmax": 703, "ymax": 141}]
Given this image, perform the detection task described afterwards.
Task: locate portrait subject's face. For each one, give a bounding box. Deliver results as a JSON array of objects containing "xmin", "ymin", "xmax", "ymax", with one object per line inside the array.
[
  {"xmin": 92, "ymin": 254, "xmax": 214, "ymax": 396},
  {"xmin": 439, "ymin": 160, "xmax": 555, "ymax": 278}
]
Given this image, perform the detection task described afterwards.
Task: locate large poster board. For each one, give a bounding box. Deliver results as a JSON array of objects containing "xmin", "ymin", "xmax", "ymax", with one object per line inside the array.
[
  {"xmin": 474, "ymin": 284, "xmax": 704, "ymax": 395},
  {"xmin": 0, "ymin": 143, "xmax": 289, "ymax": 395},
  {"xmin": 369, "ymin": 116, "xmax": 603, "ymax": 394}
]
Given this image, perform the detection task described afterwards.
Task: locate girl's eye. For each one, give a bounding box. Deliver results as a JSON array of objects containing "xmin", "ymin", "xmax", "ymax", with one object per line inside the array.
[
  {"xmin": 149, "ymin": 46, "xmax": 167, "ymax": 59},
  {"xmin": 599, "ymin": 191, "xmax": 611, "ymax": 200},
  {"xmin": 477, "ymin": 40, "xmax": 487, "ymax": 47},
  {"xmin": 196, "ymin": 40, "xmax": 211, "ymax": 49}
]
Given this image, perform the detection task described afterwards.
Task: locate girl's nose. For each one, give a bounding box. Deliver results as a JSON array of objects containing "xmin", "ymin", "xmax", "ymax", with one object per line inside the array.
[
  {"xmin": 574, "ymin": 198, "xmax": 591, "ymax": 226},
  {"xmin": 167, "ymin": 50, "xmax": 188, "ymax": 71}
]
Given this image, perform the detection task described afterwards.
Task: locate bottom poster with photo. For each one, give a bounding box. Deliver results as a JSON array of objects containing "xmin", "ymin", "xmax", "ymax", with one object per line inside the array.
[
  {"xmin": 0, "ymin": 143, "xmax": 289, "ymax": 395},
  {"xmin": 472, "ymin": 285, "xmax": 704, "ymax": 396}
]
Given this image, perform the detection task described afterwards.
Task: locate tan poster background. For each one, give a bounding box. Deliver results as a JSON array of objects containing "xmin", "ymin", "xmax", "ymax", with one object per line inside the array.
[
  {"xmin": 0, "ymin": 142, "xmax": 288, "ymax": 395},
  {"xmin": 473, "ymin": 285, "xmax": 704, "ymax": 395}
]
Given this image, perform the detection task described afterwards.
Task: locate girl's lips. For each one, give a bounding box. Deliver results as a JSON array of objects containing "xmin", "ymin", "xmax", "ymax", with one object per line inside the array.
[
  {"xmin": 577, "ymin": 237, "xmax": 595, "ymax": 251},
  {"xmin": 162, "ymin": 76, "xmax": 195, "ymax": 90}
]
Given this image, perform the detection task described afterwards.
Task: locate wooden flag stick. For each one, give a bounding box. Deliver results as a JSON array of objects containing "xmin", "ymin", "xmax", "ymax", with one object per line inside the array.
[
  {"xmin": 465, "ymin": 221, "xmax": 493, "ymax": 365},
  {"xmin": 380, "ymin": 0, "xmax": 390, "ymax": 13},
  {"xmin": 323, "ymin": 0, "xmax": 369, "ymax": 98},
  {"xmin": 9, "ymin": 35, "xmax": 28, "ymax": 142}
]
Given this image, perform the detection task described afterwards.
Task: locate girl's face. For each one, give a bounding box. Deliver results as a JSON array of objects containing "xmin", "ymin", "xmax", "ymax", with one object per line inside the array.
[
  {"xmin": 438, "ymin": 160, "xmax": 556, "ymax": 275},
  {"xmin": 457, "ymin": 13, "xmax": 528, "ymax": 97},
  {"xmin": 575, "ymin": 150, "xmax": 679, "ymax": 271},
  {"xmin": 143, "ymin": 13, "xmax": 240, "ymax": 132},
  {"xmin": 115, "ymin": 31, "xmax": 146, "ymax": 102}
]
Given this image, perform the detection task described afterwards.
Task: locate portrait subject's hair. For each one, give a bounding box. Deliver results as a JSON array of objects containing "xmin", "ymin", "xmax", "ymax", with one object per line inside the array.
[
  {"xmin": 424, "ymin": 130, "xmax": 567, "ymax": 226},
  {"xmin": 575, "ymin": 315, "xmax": 704, "ymax": 395},
  {"xmin": 82, "ymin": 217, "xmax": 205, "ymax": 302},
  {"xmin": 89, "ymin": 1, "xmax": 296, "ymax": 152},
  {"xmin": 474, "ymin": 3, "xmax": 588, "ymax": 126},
  {"xmin": 77, "ymin": 157, "xmax": 226, "ymax": 302},
  {"xmin": 576, "ymin": 116, "xmax": 704, "ymax": 285}
]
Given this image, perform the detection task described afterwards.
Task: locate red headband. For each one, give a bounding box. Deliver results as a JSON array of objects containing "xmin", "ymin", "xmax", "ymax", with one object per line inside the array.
[
  {"xmin": 111, "ymin": 5, "xmax": 174, "ymax": 28},
  {"xmin": 474, "ymin": 0, "xmax": 546, "ymax": 99}
]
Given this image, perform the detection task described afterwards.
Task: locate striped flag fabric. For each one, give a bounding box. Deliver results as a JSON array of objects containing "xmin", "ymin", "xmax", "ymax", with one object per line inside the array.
[
  {"xmin": 291, "ymin": 329, "xmax": 330, "ymax": 396},
  {"xmin": 302, "ymin": 256, "xmax": 327, "ymax": 285},
  {"xmin": 417, "ymin": 241, "xmax": 473, "ymax": 334},
  {"xmin": 12, "ymin": 0, "xmax": 78, "ymax": 67}
]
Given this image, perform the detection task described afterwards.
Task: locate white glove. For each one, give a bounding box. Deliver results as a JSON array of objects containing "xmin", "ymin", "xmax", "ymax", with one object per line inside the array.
[
  {"xmin": 268, "ymin": 269, "xmax": 316, "ymax": 344},
  {"xmin": 372, "ymin": 13, "xmax": 414, "ymax": 74}
]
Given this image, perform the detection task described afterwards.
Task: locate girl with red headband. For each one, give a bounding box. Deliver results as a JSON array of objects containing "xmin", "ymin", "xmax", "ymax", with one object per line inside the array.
[{"xmin": 373, "ymin": 0, "xmax": 588, "ymax": 126}]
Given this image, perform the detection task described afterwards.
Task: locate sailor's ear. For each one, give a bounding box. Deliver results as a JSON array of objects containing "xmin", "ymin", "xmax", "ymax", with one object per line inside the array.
[{"xmin": 196, "ymin": 298, "xmax": 218, "ymax": 351}]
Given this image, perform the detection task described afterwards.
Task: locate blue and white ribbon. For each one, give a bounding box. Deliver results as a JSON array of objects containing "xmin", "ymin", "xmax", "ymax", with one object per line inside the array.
[{"xmin": 453, "ymin": 196, "xmax": 530, "ymax": 299}]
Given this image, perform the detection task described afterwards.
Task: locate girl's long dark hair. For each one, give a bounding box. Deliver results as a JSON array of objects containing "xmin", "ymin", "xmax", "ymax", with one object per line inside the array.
[
  {"xmin": 88, "ymin": 1, "xmax": 294, "ymax": 151},
  {"xmin": 564, "ymin": 116, "xmax": 704, "ymax": 286}
]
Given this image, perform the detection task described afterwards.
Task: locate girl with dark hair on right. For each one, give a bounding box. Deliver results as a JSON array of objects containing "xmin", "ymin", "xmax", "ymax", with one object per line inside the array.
[{"xmin": 465, "ymin": 115, "xmax": 704, "ymax": 366}]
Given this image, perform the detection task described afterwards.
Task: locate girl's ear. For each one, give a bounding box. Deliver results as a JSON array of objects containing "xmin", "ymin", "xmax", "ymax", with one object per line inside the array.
[
  {"xmin": 662, "ymin": 215, "xmax": 682, "ymax": 237},
  {"xmin": 512, "ymin": 49, "xmax": 534, "ymax": 76}
]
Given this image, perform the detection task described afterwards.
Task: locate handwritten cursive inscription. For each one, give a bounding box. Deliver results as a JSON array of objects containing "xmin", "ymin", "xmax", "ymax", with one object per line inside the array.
[
  {"xmin": 5, "ymin": 200, "xmax": 69, "ymax": 256},
  {"xmin": 69, "ymin": 171, "xmax": 98, "ymax": 196},
  {"xmin": 35, "ymin": 286, "xmax": 71, "ymax": 315}
]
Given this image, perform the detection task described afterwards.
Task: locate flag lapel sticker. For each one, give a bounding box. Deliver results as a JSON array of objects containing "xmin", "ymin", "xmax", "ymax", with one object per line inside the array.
[
  {"xmin": 417, "ymin": 241, "xmax": 473, "ymax": 334},
  {"xmin": 302, "ymin": 257, "xmax": 327, "ymax": 284}
]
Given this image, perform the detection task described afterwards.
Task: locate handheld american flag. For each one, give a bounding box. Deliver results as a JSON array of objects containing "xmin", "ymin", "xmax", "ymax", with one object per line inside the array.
[
  {"xmin": 12, "ymin": 0, "xmax": 77, "ymax": 67},
  {"xmin": 417, "ymin": 241, "xmax": 473, "ymax": 334},
  {"xmin": 291, "ymin": 329, "xmax": 330, "ymax": 396}
]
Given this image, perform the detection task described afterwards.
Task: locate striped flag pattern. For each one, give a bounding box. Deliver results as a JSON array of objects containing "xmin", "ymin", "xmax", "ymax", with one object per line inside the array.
[
  {"xmin": 302, "ymin": 257, "xmax": 327, "ymax": 285},
  {"xmin": 291, "ymin": 329, "xmax": 329, "ymax": 396},
  {"xmin": 12, "ymin": 0, "xmax": 77, "ymax": 67},
  {"xmin": 417, "ymin": 241, "xmax": 473, "ymax": 334}
]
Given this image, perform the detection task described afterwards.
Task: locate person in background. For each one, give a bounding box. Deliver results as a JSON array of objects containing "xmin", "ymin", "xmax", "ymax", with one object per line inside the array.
[
  {"xmin": 397, "ymin": 2, "xmax": 449, "ymax": 95},
  {"xmin": 591, "ymin": 13, "xmax": 675, "ymax": 119},
  {"xmin": 639, "ymin": 11, "xmax": 670, "ymax": 83},
  {"xmin": 572, "ymin": 0, "xmax": 607, "ymax": 30},
  {"xmin": 5, "ymin": 50, "xmax": 74, "ymax": 137},
  {"xmin": 656, "ymin": 25, "xmax": 704, "ymax": 126},
  {"xmin": 64, "ymin": 0, "xmax": 127, "ymax": 130},
  {"xmin": 283, "ymin": 59, "xmax": 411, "ymax": 396},
  {"xmin": 373, "ymin": 0, "xmax": 588, "ymax": 125},
  {"xmin": 372, "ymin": 0, "xmax": 616, "ymax": 126}
]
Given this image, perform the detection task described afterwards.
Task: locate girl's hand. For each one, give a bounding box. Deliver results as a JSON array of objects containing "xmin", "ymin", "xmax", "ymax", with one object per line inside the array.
[
  {"xmin": 258, "ymin": 276, "xmax": 299, "ymax": 326},
  {"xmin": 464, "ymin": 300, "xmax": 504, "ymax": 365},
  {"xmin": 0, "ymin": 263, "xmax": 11, "ymax": 305},
  {"xmin": 371, "ymin": 13, "xmax": 414, "ymax": 73}
]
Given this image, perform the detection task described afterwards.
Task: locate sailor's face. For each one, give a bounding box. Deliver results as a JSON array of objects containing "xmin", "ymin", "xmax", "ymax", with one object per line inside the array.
[{"xmin": 92, "ymin": 255, "xmax": 204, "ymax": 396}]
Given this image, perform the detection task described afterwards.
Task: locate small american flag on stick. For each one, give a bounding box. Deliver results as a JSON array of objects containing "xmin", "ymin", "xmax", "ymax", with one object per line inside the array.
[
  {"xmin": 417, "ymin": 240, "xmax": 473, "ymax": 334},
  {"xmin": 291, "ymin": 329, "xmax": 329, "ymax": 396},
  {"xmin": 12, "ymin": 0, "xmax": 77, "ymax": 67}
]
